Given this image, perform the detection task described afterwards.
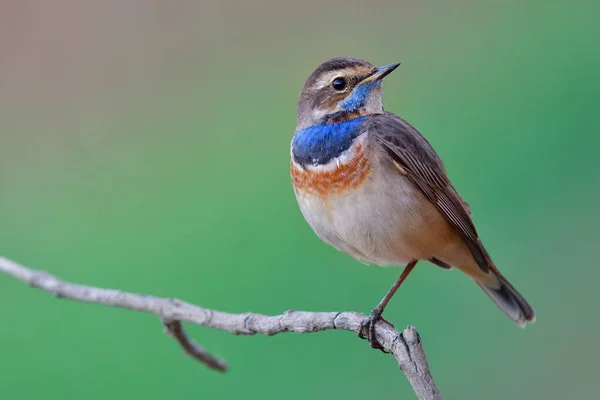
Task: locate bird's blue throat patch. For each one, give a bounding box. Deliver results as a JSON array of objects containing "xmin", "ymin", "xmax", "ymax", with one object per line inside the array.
[
  {"xmin": 340, "ymin": 81, "xmax": 379, "ymax": 110},
  {"xmin": 292, "ymin": 116, "xmax": 366, "ymax": 167}
]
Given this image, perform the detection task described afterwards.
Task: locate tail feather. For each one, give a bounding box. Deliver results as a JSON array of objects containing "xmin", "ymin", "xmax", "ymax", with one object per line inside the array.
[{"xmin": 475, "ymin": 272, "xmax": 536, "ymax": 327}]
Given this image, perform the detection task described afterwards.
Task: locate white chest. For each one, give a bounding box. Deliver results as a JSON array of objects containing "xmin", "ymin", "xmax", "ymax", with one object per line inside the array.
[{"xmin": 291, "ymin": 137, "xmax": 429, "ymax": 266}]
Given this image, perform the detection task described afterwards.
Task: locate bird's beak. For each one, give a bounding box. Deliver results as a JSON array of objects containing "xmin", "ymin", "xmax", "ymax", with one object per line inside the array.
[{"xmin": 361, "ymin": 62, "xmax": 401, "ymax": 83}]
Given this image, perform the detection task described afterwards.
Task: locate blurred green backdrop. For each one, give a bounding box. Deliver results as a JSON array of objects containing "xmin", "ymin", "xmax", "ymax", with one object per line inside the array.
[{"xmin": 1, "ymin": 1, "xmax": 599, "ymax": 399}]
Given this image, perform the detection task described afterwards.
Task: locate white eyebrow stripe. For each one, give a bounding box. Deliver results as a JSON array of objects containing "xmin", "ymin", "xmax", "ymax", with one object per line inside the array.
[{"xmin": 314, "ymin": 67, "xmax": 372, "ymax": 89}]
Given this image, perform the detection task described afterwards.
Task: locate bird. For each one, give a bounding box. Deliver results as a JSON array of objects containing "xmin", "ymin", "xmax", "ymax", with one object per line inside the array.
[{"xmin": 289, "ymin": 56, "xmax": 535, "ymax": 348}]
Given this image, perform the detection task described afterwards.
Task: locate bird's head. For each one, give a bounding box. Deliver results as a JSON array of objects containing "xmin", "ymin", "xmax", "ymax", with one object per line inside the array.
[{"xmin": 296, "ymin": 57, "xmax": 400, "ymax": 130}]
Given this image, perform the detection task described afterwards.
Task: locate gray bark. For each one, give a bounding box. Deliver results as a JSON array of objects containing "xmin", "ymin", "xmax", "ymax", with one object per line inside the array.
[{"xmin": 0, "ymin": 256, "xmax": 442, "ymax": 399}]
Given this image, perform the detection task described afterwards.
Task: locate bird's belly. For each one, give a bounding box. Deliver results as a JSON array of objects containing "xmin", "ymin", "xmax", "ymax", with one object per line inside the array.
[{"xmin": 294, "ymin": 160, "xmax": 456, "ymax": 266}]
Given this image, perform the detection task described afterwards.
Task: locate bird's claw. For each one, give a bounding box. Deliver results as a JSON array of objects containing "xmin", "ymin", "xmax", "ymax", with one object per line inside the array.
[{"xmin": 357, "ymin": 309, "xmax": 391, "ymax": 353}]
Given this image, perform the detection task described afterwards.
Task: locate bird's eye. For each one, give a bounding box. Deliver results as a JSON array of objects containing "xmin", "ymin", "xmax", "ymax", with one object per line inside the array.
[{"xmin": 332, "ymin": 77, "xmax": 347, "ymax": 91}]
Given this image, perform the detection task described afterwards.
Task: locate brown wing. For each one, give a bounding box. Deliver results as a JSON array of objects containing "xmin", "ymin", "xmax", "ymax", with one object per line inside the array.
[{"xmin": 369, "ymin": 112, "xmax": 490, "ymax": 273}]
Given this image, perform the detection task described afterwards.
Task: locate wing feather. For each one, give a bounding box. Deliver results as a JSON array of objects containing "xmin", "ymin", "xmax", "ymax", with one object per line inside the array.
[{"xmin": 370, "ymin": 112, "xmax": 490, "ymax": 273}]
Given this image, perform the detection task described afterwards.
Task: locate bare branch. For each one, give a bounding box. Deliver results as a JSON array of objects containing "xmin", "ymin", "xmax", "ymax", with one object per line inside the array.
[
  {"xmin": 0, "ymin": 256, "xmax": 442, "ymax": 400},
  {"xmin": 163, "ymin": 319, "xmax": 228, "ymax": 372}
]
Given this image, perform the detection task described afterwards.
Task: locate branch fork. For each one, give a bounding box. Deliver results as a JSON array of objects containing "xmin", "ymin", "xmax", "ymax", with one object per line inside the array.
[{"xmin": 0, "ymin": 256, "xmax": 441, "ymax": 400}]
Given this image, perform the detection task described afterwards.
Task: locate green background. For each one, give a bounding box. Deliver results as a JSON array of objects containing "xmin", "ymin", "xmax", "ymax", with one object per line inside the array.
[{"xmin": 1, "ymin": 1, "xmax": 599, "ymax": 399}]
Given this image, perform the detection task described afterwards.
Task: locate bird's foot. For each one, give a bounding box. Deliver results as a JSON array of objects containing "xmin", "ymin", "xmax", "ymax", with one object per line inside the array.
[{"xmin": 358, "ymin": 308, "xmax": 392, "ymax": 353}]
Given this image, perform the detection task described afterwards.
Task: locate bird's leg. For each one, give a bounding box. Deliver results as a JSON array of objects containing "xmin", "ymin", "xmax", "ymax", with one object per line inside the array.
[{"xmin": 358, "ymin": 260, "xmax": 418, "ymax": 351}]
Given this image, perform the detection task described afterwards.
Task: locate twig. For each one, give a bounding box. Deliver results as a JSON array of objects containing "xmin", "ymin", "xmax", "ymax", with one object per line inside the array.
[
  {"xmin": 0, "ymin": 256, "xmax": 442, "ymax": 400},
  {"xmin": 163, "ymin": 319, "xmax": 228, "ymax": 371}
]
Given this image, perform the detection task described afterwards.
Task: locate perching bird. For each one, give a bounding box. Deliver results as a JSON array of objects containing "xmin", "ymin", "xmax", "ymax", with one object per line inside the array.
[{"xmin": 290, "ymin": 56, "xmax": 535, "ymax": 348}]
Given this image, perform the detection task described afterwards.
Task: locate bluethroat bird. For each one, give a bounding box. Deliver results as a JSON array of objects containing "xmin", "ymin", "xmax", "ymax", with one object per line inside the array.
[{"xmin": 290, "ymin": 57, "xmax": 535, "ymax": 348}]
